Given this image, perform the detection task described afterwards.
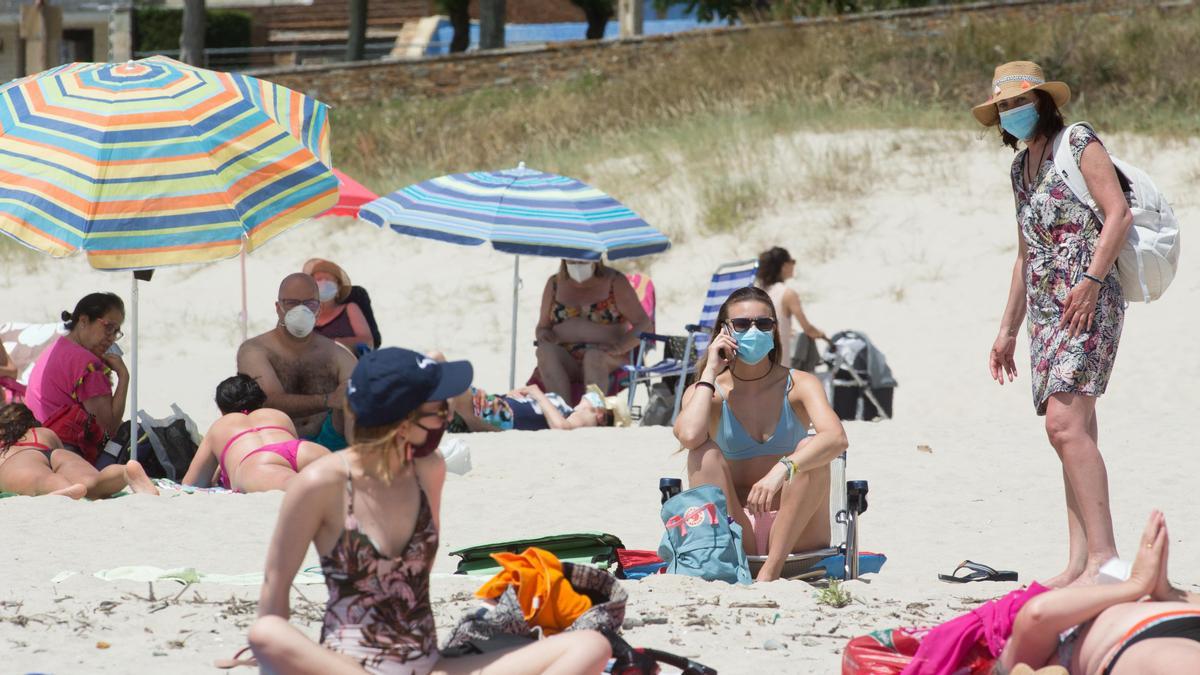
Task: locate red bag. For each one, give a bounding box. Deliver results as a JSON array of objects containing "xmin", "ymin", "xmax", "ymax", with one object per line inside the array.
[
  {"xmin": 43, "ymin": 402, "xmax": 105, "ymax": 465},
  {"xmin": 842, "ymin": 627, "xmax": 993, "ymax": 675}
]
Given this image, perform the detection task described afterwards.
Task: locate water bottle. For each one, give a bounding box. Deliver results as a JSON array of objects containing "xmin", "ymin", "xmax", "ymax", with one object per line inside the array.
[{"xmin": 659, "ymin": 477, "xmax": 682, "ymax": 504}]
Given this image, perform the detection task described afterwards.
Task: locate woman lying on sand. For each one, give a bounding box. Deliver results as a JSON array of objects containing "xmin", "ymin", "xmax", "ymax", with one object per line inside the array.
[
  {"xmin": 674, "ymin": 287, "xmax": 848, "ymax": 582},
  {"xmin": 249, "ymin": 348, "xmax": 611, "ymax": 674},
  {"xmin": 998, "ymin": 510, "xmax": 1200, "ymax": 674},
  {"xmin": 182, "ymin": 375, "xmax": 330, "ymax": 492},
  {"xmin": 449, "ymin": 383, "xmax": 630, "ymax": 432},
  {"xmin": 0, "ymin": 402, "xmax": 158, "ymax": 497}
]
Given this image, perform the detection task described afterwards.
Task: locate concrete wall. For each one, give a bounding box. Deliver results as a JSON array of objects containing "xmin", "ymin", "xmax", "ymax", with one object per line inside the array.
[{"xmin": 0, "ymin": 12, "xmax": 113, "ymax": 82}]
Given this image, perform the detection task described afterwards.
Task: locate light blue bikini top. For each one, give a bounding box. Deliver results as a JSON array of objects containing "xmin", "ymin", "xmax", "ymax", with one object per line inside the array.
[{"xmin": 714, "ymin": 372, "xmax": 811, "ymax": 461}]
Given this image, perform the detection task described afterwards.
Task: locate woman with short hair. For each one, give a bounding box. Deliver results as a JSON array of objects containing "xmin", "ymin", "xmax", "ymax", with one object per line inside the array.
[
  {"xmin": 978, "ymin": 61, "xmax": 1132, "ymax": 587},
  {"xmin": 24, "ymin": 293, "xmax": 129, "ymax": 465}
]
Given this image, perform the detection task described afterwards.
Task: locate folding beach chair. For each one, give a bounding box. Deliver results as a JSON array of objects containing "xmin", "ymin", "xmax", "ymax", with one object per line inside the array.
[
  {"xmin": 1, "ymin": 321, "xmax": 63, "ymax": 403},
  {"xmin": 624, "ymin": 259, "xmax": 758, "ymax": 423}
]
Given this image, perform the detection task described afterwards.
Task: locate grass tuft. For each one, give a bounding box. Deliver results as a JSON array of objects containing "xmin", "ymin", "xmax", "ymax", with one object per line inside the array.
[{"xmin": 816, "ymin": 580, "xmax": 854, "ymax": 609}]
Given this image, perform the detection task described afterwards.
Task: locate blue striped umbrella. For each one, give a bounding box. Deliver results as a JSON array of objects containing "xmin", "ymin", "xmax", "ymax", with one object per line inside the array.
[
  {"xmin": 358, "ymin": 164, "xmax": 670, "ymax": 260},
  {"xmin": 359, "ymin": 164, "xmax": 671, "ymax": 386}
]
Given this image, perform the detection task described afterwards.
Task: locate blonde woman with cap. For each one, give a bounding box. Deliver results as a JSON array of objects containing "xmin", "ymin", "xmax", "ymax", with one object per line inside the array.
[
  {"xmin": 304, "ymin": 258, "xmax": 375, "ymax": 351},
  {"xmin": 249, "ymin": 347, "xmax": 612, "ymax": 674},
  {"xmin": 976, "ymin": 61, "xmax": 1133, "ymax": 587}
]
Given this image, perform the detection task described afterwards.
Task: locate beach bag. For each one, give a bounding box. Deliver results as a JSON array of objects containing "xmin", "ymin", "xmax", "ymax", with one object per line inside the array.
[
  {"xmin": 1052, "ymin": 122, "xmax": 1180, "ymax": 303},
  {"xmin": 136, "ymin": 406, "xmax": 201, "ymax": 481},
  {"xmin": 658, "ymin": 484, "xmax": 751, "ymax": 584},
  {"xmin": 450, "ymin": 533, "xmax": 625, "ymax": 576}
]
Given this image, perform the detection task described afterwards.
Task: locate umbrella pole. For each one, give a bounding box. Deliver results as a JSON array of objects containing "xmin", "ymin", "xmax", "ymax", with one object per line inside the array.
[
  {"xmin": 509, "ymin": 255, "xmax": 519, "ymax": 390},
  {"xmin": 129, "ymin": 273, "xmax": 139, "ymax": 463},
  {"xmin": 239, "ymin": 246, "xmax": 249, "ymax": 343}
]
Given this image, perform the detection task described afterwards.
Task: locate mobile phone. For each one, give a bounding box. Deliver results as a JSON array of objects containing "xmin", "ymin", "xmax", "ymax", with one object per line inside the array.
[
  {"xmin": 106, "ymin": 343, "xmax": 123, "ymax": 357},
  {"xmin": 717, "ymin": 324, "xmax": 730, "ymax": 361}
]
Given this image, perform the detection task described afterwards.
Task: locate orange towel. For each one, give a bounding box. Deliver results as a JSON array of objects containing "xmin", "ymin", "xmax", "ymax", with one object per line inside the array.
[{"xmin": 475, "ymin": 546, "xmax": 593, "ymax": 635}]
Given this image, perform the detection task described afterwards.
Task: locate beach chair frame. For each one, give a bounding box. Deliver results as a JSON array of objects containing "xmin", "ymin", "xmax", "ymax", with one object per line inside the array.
[{"xmin": 623, "ymin": 259, "xmax": 759, "ymax": 423}]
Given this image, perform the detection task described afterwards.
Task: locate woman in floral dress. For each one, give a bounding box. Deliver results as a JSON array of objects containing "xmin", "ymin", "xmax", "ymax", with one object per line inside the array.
[{"xmin": 976, "ymin": 62, "xmax": 1134, "ymax": 588}]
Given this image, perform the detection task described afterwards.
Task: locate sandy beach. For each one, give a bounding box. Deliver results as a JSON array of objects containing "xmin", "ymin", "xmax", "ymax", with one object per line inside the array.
[{"xmin": 2, "ymin": 129, "xmax": 1198, "ymax": 673}]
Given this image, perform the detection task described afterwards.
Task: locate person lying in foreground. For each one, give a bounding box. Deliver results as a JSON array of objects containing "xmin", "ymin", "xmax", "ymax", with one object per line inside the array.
[
  {"xmin": 998, "ymin": 510, "xmax": 1200, "ymax": 674},
  {"xmin": 0, "ymin": 402, "xmax": 157, "ymax": 497},
  {"xmin": 449, "ymin": 383, "xmax": 629, "ymax": 432},
  {"xmin": 673, "ymin": 286, "xmax": 849, "ymax": 582},
  {"xmin": 249, "ymin": 347, "xmax": 612, "ymax": 674},
  {"xmin": 182, "ymin": 375, "xmax": 330, "ymax": 492}
]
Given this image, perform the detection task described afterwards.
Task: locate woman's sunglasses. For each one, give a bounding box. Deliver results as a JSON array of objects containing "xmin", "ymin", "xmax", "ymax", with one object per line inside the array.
[
  {"xmin": 415, "ymin": 405, "xmax": 451, "ymax": 429},
  {"xmin": 726, "ymin": 317, "xmax": 776, "ymax": 332}
]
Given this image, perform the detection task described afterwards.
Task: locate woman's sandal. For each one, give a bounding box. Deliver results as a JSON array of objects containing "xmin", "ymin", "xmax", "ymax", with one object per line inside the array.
[
  {"xmin": 213, "ymin": 645, "xmax": 258, "ymax": 669},
  {"xmin": 938, "ymin": 560, "xmax": 1018, "ymax": 583}
]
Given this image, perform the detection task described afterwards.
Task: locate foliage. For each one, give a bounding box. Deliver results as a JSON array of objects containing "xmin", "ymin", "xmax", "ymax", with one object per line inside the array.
[
  {"xmin": 652, "ymin": 0, "xmax": 976, "ymax": 24},
  {"xmin": 133, "ymin": 8, "xmax": 251, "ymax": 52},
  {"xmin": 816, "ymin": 580, "xmax": 854, "ymax": 608}
]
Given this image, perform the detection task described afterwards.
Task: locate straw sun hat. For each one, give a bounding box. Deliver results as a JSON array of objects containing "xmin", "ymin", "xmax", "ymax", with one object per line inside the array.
[
  {"xmin": 585, "ymin": 384, "xmax": 632, "ymax": 428},
  {"xmin": 303, "ymin": 258, "xmax": 352, "ymax": 303},
  {"xmin": 972, "ymin": 61, "xmax": 1071, "ymax": 127}
]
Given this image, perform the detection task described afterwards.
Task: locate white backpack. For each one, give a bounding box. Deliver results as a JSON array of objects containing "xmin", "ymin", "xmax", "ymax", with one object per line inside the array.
[{"xmin": 1052, "ymin": 122, "xmax": 1180, "ymax": 303}]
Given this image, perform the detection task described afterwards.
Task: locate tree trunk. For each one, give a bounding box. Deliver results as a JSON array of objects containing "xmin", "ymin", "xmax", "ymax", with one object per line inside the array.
[
  {"xmin": 346, "ymin": 0, "xmax": 368, "ymax": 61},
  {"xmin": 180, "ymin": 0, "xmax": 206, "ymax": 66},
  {"xmin": 617, "ymin": 0, "xmax": 642, "ymax": 38},
  {"xmin": 583, "ymin": 2, "xmax": 612, "ymax": 40},
  {"xmin": 448, "ymin": 0, "xmax": 470, "ymax": 53},
  {"xmin": 478, "ymin": 0, "xmax": 505, "ymax": 50}
]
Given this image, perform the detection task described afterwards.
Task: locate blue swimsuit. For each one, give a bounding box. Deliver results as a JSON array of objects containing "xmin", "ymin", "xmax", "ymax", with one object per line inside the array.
[{"xmin": 714, "ymin": 373, "xmax": 810, "ymax": 460}]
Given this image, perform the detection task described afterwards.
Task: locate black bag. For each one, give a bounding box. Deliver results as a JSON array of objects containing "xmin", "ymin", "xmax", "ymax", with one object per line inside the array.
[{"xmin": 345, "ymin": 285, "xmax": 382, "ymax": 349}]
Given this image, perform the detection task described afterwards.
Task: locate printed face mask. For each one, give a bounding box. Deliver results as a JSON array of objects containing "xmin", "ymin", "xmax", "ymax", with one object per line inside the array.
[
  {"xmin": 317, "ymin": 280, "xmax": 338, "ymax": 303},
  {"xmin": 283, "ymin": 305, "xmax": 316, "ymax": 338},
  {"xmin": 565, "ymin": 262, "xmax": 596, "ymax": 283},
  {"xmin": 999, "ymin": 102, "xmax": 1040, "ymax": 141},
  {"xmin": 733, "ymin": 326, "xmax": 774, "ymax": 365}
]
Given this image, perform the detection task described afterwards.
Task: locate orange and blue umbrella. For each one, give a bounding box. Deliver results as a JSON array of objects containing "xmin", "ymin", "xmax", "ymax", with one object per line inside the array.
[{"xmin": 0, "ymin": 56, "xmax": 338, "ymax": 270}]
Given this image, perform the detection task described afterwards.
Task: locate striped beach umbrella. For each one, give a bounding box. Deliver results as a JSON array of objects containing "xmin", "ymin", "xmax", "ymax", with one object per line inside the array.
[
  {"xmin": 358, "ymin": 163, "xmax": 671, "ymax": 261},
  {"xmin": 360, "ymin": 164, "xmax": 671, "ymax": 387},
  {"xmin": 0, "ymin": 56, "xmax": 338, "ymax": 270}
]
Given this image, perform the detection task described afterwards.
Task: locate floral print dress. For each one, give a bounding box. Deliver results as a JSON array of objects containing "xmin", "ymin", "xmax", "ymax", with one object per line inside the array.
[{"xmin": 1010, "ymin": 125, "xmax": 1124, "ymax": 416}]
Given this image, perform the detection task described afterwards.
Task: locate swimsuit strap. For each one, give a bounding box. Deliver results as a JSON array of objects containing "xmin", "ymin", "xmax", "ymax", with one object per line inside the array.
[
  {"xmin": 337, "ymin": 451, "xmax": 355, "ymax": 518},
  {"xmin": 10, "ymin": 428, "xmax": 52, "ymax": 452},
  {"xmin": 218, "ymin": 425, "xmax": 295, "ymax": 489}
]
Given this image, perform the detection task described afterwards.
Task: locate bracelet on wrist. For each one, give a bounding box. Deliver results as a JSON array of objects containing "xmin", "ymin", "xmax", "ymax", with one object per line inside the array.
[
  {"xmin": 1081, "ymin": 272, "xmax": 1104, "ymax": 285},
  {"xmin": 778, "ymin": 457, "xmax": 796, "ymax": 482},
  {"xmin": 695, "ymin": 381, "xmax": 716, "ymax": 394}
]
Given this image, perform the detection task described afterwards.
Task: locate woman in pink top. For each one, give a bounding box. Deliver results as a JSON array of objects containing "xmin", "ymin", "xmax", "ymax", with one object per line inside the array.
[
  {"xmin": 182, "ymin": 374, "xmax": 330, "ymax": 492},
  {"xmin": 24, "ymin": 293, "xmax": 129, "ymax": 465}
]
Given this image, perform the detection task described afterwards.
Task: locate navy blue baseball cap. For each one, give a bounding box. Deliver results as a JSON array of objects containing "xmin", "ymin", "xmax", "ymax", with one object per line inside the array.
[{"xmin": 347, "ymin": 348, "xmax": 473, "ymax": 427}]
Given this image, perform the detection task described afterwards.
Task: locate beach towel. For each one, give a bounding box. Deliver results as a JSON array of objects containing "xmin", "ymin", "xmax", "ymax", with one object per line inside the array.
[
  {"xmin": 659, "ymin": 484, "xmax": 751, "ymax": 584},
  {"xmin": 615, "ymin": 549, "xmax": 666, "ymax": 580},
  {"xmin": 475, "ymin": 547, "xmax": 593, "ymax": 635},
  {"xmin": 899, "ymin": 582, "xmax": 1050, "ymax": 675}
]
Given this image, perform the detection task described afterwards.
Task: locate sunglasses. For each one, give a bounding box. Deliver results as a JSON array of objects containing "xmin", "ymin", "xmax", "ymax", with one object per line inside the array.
[
  {"xmin": 415, "ymin": 405, "xmax": 451, "ymax": 429},
  {"xmin": 96, "ymin": 318, "xmax": 124, "ymax": 340},
  {"xmin": 726, "ymin": 317, "xmax": 776, "ymax": 333},
  {"xmin": 279, "ymin": 298, "xmax": 321, "ymax": 313}
]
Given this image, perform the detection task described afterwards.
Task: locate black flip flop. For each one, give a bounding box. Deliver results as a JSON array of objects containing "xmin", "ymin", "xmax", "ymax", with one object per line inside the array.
[{"xmin": 938, "ymin": 560, "xmax": 1018, "ymax": 583}]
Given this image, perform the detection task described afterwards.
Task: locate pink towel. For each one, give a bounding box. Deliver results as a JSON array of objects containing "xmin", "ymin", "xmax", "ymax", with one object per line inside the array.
[{"xmin": 900, "ymin": 582, "xmax": 1049, "ymax": 675}]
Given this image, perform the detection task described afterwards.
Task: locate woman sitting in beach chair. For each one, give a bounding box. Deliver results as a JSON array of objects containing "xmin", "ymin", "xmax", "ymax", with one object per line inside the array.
[
  {"xmin": 181, "ymin": 375, "xmax": 331, "ymax": 492},
  {"xmin": 996, "ymin": 510, "xmax": 1200, "ymax": 675},
  {"xmin": 247, "ymin": 348, "xmax": 612, "ymax": 674},
  {"xmin": 534, "ymin": 259, "xmax": 651, "ymax": 402},
  {"xmin": 0, "ymin": 402, "xmax": 158, "ymax": 498},
  {"xmin": 673, "ymin": 287, "xmax": 848, "ymax": 582},
  {"xmin": 449, "ymin": 382, "xmax": 631, "ymax": 432}
]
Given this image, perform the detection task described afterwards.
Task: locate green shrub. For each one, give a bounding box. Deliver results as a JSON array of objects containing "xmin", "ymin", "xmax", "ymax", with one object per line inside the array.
[{"xmin": 134, "ymin": 8, "xmax": 252, "ymax": 52}]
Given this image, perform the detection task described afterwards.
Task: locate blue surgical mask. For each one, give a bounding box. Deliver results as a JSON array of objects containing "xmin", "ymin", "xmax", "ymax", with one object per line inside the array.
[
  {"xmin": 999, "ymin": 102, "xmax": 1040, "ymax": 141},
  {"xmin": 733, "ymin": 327, "xmax": 774, "ymax": 365}
]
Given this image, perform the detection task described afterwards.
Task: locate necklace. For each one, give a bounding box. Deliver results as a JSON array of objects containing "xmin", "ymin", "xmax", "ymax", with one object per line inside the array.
[
  {"xmin": 730, "ymin": 364, "xmax": 773, "ymax": 382},
  {"xmin": 1024, "ymin": 138, "xmax": 1051, "ymax": 190}
]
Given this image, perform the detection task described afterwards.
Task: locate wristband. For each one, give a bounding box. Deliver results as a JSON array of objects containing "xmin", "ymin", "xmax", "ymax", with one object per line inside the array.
[
  {"xmin": 1081, "ymin": 272, "xmax": 1104, "ymax": 285},
  {"xmin": 695, "ymin": 381, "xmax": 716, "ymax": 394},
  {"xmin": 778, "ymin": 457, "xmax": 796, "ymax": 482}
]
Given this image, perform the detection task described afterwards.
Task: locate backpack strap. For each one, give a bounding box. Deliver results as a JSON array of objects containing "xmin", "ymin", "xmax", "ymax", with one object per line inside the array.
[{"xmin": 1051, "ymin": 121, "xmax": 1104, "ymax": 223}]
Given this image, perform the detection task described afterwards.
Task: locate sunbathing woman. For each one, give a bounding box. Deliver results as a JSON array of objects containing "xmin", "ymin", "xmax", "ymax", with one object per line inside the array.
[
  {"xmin": 673, "ymin": 286, "xmax": 848, "ymax": 582},
  {"xmin": 249, "ymin": 347, "xmax": 612, "ymax": 674},
  {"xmin": 182, "ymin": 375, "xmax": 330, "ymax": 492},
  {"xmin": 0, "ymin": 402, "xmax": 158, "ymax": 498},
  {"xmin": 997, "ymin": 510, "xmax": 1200, "ymax": 674},
  {"xmin": 449, "ymin": 383, "xmax": 630, "ymax": 432}
]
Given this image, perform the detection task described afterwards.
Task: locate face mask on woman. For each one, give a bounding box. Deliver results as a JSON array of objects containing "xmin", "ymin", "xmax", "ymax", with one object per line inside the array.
[
  {"xmin": 733, "ymin": 326, "xmax": 774, "ymax": 365},
  {"xmin": 317, "ymin": 281, "xmax": 338, "ymax": 303},
  {"xmin": 565, "ymin": 261, "xmax": 595, "ymax": 283},
  {"xmin": 283, "ymin": 305, "xmax": 316, "ymax": 338},
  {"xmin": 999, "ymin": 102, "xmax": 1040, "ymax": 141},
  {"xmin": 409, "ymin": 423, "xmax": 445, "ymax": 459}
]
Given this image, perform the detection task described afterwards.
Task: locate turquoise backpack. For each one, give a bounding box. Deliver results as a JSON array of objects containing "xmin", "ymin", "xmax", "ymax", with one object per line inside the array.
[{"xmin": 658, "ymin": 484, "xmax": 751, "ymax": 584}]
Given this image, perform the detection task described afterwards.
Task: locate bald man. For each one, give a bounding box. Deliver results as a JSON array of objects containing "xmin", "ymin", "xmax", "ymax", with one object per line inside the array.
[{"xmin": 236, "ymin": 274, "xmax": 357, "ymax": 450}]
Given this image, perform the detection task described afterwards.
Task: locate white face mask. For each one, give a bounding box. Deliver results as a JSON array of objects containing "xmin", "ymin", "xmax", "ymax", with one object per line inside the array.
[
  {"xmin": 317, "ymin": 280, "xmax": 338, "ymax": 303},
  {"xmin": 283, "ymin": 305, "xmax": 316, "ymax": 338},
  {"xmin": 565, "ymin": 262, "xmax": 595, "ymax": 283}
]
